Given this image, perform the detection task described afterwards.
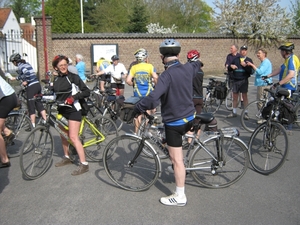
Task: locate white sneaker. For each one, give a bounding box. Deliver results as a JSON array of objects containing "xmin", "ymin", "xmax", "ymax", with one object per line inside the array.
[{"xmin": 160, "ymin": 192, "xmax": 187, "ymax": 206}]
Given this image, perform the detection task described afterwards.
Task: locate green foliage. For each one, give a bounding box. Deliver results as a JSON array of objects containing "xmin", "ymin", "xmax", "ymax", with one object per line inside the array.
[
  {"xmin": 45, "ymin": 0, "xmax": 81, "ymax": 33},
  {"xmin": 125, "ymin": 0, "xmax": 149, "ymax": 33},
  {"xmin": 291, "ymin": 0, "xmax": 300, "ymax": 34},
  {"xmin": 145, "ymin": 0, "xmax": 213, "ymax": 33},
  {"xmin": 9, "ymin": 0, "xmax": 41, "ymax": 23}
]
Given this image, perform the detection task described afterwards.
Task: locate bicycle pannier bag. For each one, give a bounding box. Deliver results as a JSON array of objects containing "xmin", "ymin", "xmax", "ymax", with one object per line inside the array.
[
  {"xmin": 214, "ymin": 82, "xmax": 227, "ymax": 100},
  {"xmin": 278, "ymin": 99, "xmax": 297, "ymax": 124},
  {"xmin": 119, "ymin": 96, "xmax": 141, "ymax": 123},
  {"xmin": 261, "ymin": 100, "xmax": 274, "ymax": 120}
]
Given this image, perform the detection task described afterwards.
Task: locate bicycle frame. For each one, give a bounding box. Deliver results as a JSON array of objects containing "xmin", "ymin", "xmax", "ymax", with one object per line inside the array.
[{"xmin": 48, "ymin": 114, "xmax": 106, "ymax": 148}]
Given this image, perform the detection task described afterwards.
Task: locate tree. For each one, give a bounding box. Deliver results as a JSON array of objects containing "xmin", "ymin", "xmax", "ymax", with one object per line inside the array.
[
  {"xmin": 125, "ymin": 0, "xmax": 149, "ymax": 33},
  {"xmin": 89, "ymin": 0, "xmax": 132, "ymax": 32},
  {"xmin": 291, "ymin": 0, "xmax": 300, "ymax": 34},
  {"xmin": 8, "ymin": 0, "xmax": 41, "ymax": 23},
  {"xmin": 144, "ymin": 0, "xmax": 214, "ymax": 33},
  {"xmin": 213, "ymin": 0, "xmax": 296, "ymax": 47},
  {"xmin": 45, "ymin": 0, "xmax": 81, "ymax": 33}
]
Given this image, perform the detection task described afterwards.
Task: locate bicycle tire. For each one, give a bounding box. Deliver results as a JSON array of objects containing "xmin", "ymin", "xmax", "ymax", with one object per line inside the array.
[
  {"xmin": 83, "ymin": 115, "xmax": 118, "ymax": 162},
  {"xmin": 294, "ymin": 104, "xmax": 300, "ymax": 128},
  {"xmin": 5, "ymin": 112, "xmax": 33, "ymax": 158},
  {"xmin": 19, "ymin": 126, "xmax": 54, "ymax": 180},
  {"xmin": 248, "ymin": 121, "xmax": 288, "ymax": 175},
  {"xmin": 203, "ymin": 92, "xmax": 222, "ymax": 114},
  {"xmin": 225, "ymin": 89, "xmax": 233, "ymax": 111},
  {"xmin": 240, "ymin": 100, "xmax": 265, "ymax": 132},
  {"xmin": 103, "ymin": 134, "xmax": 160, "ymax": 192},
  {"xmin": 189, "ymin": 135, "xmax": 249, "ymax": 188},
  {"xmin": 103, "ymin": 104, "xmax": 123, "ymax": 131}
]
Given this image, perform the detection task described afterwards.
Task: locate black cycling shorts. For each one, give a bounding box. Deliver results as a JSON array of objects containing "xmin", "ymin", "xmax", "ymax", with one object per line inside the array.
[
  {"xmin": 232, "ymin": 79, "xmax": 248, "ymax": 93},
  {"xmin": 165, "ymin": 120, "xmax": 194, "ymax": 147},
  {"xmin": 0, "ymin": 93, "xmax": 18, "ymax": 118},
  {"xmin": 111, "ymin": 83, "xmax": 125, "ymax": 90},
  {"xmin": 58, "ymin": 106, "xmax": 82, "ymax": 122}
]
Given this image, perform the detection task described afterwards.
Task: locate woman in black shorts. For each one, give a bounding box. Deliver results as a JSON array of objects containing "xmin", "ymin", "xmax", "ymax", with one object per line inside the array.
[
  {"xmin": 52, "ymin": 55, "xmax": 90, "ymax": 176},
  {"xmin": 0, "ymin": 76, "xmax": 18, "ymax": 168}
]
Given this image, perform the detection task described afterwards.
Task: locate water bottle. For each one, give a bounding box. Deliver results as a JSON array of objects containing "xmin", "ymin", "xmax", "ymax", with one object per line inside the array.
[{"xmin": 56, "ymin": 114, "xmax": 69, "ymax": 130}]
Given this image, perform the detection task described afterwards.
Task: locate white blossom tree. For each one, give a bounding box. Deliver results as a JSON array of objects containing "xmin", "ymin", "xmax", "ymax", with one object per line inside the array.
[
  {"xmin": 146, "ymin": 23, "xmax": 178, "ymax": 34},
  {"xmin": 213, "ymin": 0, "xmax": 298, "ymax": 47}
]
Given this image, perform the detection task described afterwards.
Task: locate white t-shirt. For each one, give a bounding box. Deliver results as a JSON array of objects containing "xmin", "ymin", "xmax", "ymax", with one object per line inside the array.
[
  {"xmin": 104, "ymin": 63, "xmax": 127, "ymax": 84},
  {"xmin": 0, "ymin": 76, "xmax": 15, "ymax": 100}
]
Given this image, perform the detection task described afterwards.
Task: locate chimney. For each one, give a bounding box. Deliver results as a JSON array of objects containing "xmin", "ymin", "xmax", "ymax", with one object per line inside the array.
[{"xmin": 31, "ymin": 17, "xmax": 36, "ymax": 26}]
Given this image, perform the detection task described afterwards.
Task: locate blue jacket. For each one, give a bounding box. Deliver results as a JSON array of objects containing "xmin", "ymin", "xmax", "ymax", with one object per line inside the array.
[
  {"xmin": 135, "ymin": 60, "xmax": 201, "ymax": 123},
  {"xmin": 254, "ymin": 58, "xmax": 272, "ymax": 86}
]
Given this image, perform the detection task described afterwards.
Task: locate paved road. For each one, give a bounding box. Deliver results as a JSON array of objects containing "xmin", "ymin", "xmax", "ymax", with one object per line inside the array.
[{"xmin": 1, "ymin": 76, "xmax": 300, "ymax": 225}]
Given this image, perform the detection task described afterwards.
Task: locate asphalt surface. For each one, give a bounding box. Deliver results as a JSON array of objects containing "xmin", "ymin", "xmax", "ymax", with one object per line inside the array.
[{"xmin": 1, "ymin": 76, "xmax": 300, "ymax": 225}]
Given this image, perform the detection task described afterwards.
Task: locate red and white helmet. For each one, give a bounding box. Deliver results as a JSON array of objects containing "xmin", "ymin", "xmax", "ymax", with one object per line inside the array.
[{"xmin": 187, "ymin": 50, "xmax": 200, "ymax": 62}]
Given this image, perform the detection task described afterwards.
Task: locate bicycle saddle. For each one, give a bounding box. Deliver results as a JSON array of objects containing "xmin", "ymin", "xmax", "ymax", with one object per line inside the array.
[{"xmin": 195, "ymin": 113, "xmax": 214, "ymax": 124}]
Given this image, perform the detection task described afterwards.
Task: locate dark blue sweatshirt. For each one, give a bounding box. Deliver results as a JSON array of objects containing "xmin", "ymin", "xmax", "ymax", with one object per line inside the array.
[{"xmin": 135, "ymin": 60, "xmax": 201, "ymax": 123}]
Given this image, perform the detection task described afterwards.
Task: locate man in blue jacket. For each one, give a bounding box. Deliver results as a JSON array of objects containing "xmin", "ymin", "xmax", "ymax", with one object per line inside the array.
[{"xmin": 134, "ymin": 39, "xmax": 201, "ymax": 206}]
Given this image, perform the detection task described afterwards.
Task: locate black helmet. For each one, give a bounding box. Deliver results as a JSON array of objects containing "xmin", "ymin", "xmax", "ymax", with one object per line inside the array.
[
  {"xmin": 111, "ymin": 55, "xmax": 119, "ymax": 61},
  {"xmin": 10, "ymin": 53, "xmax": 22, "ymax": 62},
  {"xmin": 159, "ymin": 39, "xmax": 181, "ymax": 57},
  {"xmin": 278, "ymin": 42, "xmax": 294, "ymax": 52}
]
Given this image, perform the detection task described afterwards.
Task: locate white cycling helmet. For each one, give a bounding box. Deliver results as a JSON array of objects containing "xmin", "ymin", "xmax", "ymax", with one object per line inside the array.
[{"xmin": 135, "ymin": 49, "xmax": 148, "ymax": 62}]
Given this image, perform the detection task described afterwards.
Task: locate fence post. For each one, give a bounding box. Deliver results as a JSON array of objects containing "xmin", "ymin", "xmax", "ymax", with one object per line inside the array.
[{"xmin": 34, "ymin": 16, "xmax": 52, "ymax": 81}]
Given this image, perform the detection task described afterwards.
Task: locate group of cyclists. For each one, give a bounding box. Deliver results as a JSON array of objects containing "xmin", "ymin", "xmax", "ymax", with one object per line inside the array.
[{"xmin": 0, "ymin": 39, "xmax": 298, "ymax": 207}]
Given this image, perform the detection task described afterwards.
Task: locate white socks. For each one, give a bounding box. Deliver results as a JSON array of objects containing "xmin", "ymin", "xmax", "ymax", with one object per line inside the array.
[{"xmin": 176, "ymin": 186, "xmax": 185, "ymax": 197}]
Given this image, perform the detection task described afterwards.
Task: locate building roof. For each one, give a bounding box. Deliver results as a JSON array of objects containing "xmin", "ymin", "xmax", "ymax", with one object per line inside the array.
[{"xmin": 0, "ymin": 8, "xmax": 12, "ymax": 29}]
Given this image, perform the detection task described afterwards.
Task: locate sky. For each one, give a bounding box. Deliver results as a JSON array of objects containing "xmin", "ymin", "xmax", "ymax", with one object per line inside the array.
[{"xmin": 204, "ymin": 0, "xmax": 295, "ymax": 12}]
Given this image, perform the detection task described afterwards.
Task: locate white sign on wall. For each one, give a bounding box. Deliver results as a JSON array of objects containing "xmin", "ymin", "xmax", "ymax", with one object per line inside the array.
[{"xmin": 91, "ymin": 44, "xmax": 118, "ymax": 63}]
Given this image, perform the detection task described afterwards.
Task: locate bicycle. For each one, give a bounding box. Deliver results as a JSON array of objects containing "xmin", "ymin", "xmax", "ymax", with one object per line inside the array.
[
  {"xmin": 248, "ymin": 87, "xmax": 290, "ymax": 175},
  {"xmin": 239, "ymin": 80, "xmax": 300, "ymax": 132},
  {"xmin": 4, "ymin": 108, "xmax": 33, "ymax": 158},
  {"xmin": 87, "ymin": 74, "xmax": 124, "ymax": 131},
  {"xmin": 202, "ymin": 78, "xmax": 226, "ymax": 114},
  {"xmin": 103, "ymin": 112, "xmax": 249, "ymax": 191},
  {"xmin": 19, "ymin": 96, "xmax": 119, "ymax": 180}
]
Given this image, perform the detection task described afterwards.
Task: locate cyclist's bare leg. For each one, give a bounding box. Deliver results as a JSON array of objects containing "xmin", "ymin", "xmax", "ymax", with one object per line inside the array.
[
  {"xmin": 241, "ymin": 93, "xmax": 248, "ymax": 108},
  {"xmin": 168, "ymin": 146, "xmax": 185, "ymax": 187},
  {"xmin": 100, "ymin": 80, "xmax": 105, "ymax": 92},
  {"xmin": 134, "ymin": 115, "xmax": 142, "ymax": 134},
  {"xmin": 119, "ymin": 88, "xmax": 124, "ymax": 96},
  {"xmin": 0, "ymin": 118, "xmax": 9, "ymax": 164},
  {"xmin": 68, "ymin": 120, "xmax": 86, "ymax": 163},
  {"xmin": 233, "ymin": 92, "xmax": 239, "ymax": 109}
]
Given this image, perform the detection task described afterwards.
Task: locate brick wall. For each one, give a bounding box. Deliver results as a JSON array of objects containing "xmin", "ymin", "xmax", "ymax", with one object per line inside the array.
[{"xmin": 35, "ymin": 17, "xmax": 300, "ymax": 80}]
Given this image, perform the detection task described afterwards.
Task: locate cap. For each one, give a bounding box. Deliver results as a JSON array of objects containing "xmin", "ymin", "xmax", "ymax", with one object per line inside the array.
[{"xmin": 240, "ymin": 45, "xmax": 248, "ymax": 50}]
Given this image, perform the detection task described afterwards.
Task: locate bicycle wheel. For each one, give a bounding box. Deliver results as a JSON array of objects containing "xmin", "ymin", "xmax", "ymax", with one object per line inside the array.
[
  {"xmin": 103, "ymin": 134, "xmax": 160, "ymax": 191},
  {"xmin": 225, "ymin": 89, "xmax": 233, "ymax": 111},
  {"xmin": 5, "ymin": 112, "xmax": 33, "ymax": 158},
  {"xmin": 189, "ymin": 135, "xmax": 249, "ymax": 188},
  {"xmin": 294, "ymin": 104, "xmax": 300, "ymax": 128},
  {"xmin": 103, "ymin": 104, "xmax": 123, "ymax": 131},
  {"xmin": 240, "ymin": 100, "xmax": 265, "ymax": 132},
  {"xmin": 83, "ymin": 115, "xmax": 118, "ymax": 162},
  {"xmin": 20, "ymin": 126, "xmax": 54, "ymax": 180},
  {"xmin": 203, "ymin": 93, "xmax": 222, "ymax": 114},
  {"xmin": 248, "ymin": 122, "xmax": 288, "ymax": 175}
]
